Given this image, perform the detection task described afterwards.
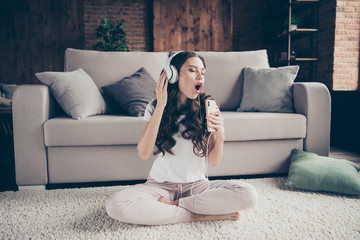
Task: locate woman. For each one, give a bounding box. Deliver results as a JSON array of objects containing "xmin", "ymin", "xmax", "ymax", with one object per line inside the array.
[{"xmin": 106, "ymin": 51, "xmax": 258, "ymax": 225}]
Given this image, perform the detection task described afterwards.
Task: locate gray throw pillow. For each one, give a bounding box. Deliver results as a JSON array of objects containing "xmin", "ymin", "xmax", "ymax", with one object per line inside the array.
[
  {"xmin": 102, "ymin": 67, "xmax": 156, "ymax": 117},
  {"xmin": 0, "ymin": 83, "xmax": 18, "ymax": 99},
  {"xmin": 237, "ymin": 65, "xmax": 299, "ymax": 113},
  {"xmin": 36, "ymin": 68, "xmax": 107, "ymax": 120}
]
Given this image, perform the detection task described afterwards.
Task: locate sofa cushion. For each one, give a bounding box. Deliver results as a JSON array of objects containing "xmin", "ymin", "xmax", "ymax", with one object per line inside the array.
[
  {"xmin": 44, "ymin": 112, "xmax": 306, "ymax": 147},
  {"xmin": 286, "ymin": 149, "xmax": 360, "ymax": 196},
  {"xmin": 36, "ymin": 68, "xmax": 107, "ymax": 120},
  {"xmin": 102, "ymin": 67, "xmax": 156, "ymax": 117},
  {"xmin": 237, "ymin": 66, "xmax": 299, "ymax": 113},
  {"xmin": 44, "ymin": 115, "xmax": 144, "ymax": 147},
  {"xmin": 223, "ymin": 112, "xmax": 306, "ymax": 141}
]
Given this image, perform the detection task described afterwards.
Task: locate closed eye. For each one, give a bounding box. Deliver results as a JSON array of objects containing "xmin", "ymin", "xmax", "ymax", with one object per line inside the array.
[
  {"xmin": 189, "ymin": 69, "xmax": 205, "ymax": 76},
  {"xmin": 188, "ymin": 65, "xmax": 205, "ymax": 72}
]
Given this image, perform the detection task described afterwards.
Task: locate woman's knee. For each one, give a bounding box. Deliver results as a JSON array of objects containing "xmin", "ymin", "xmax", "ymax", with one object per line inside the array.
[
  {"xmin": 244, "ymin": 184, "xmax": 258, "ymax": 209},
  {"xmin": 106, "ymin": 194, "xmax": 122, "ymax": 220},
  {"xmin": 106, "ymin": 198, "xmax": 116, "ymax": 219},
  {"xmin": 233, "ymin": 182, "xmax": 258, "ymax": 210},
  {"xmin": 106, "ymin": 192, "xmax": 135, "ymax": 221}
]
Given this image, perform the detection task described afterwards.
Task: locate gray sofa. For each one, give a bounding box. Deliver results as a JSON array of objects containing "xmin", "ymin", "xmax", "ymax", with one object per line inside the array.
[{"xmin": 12, "ymin": 48, "xmax": 331, "ymax": 189}]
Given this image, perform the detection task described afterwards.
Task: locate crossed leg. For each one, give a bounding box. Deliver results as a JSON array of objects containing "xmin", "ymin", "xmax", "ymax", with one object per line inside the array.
[
  {"xmin": 158, "ymin": 197, "xmax": 240, "ymax": 221},
  {"xmin": 106, "ymin": 180, "xmax": 257, "ymax": 225}
]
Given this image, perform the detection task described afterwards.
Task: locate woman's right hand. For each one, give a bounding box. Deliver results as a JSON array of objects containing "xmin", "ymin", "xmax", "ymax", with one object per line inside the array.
[
  {"xmin": 137, "ymin": 71, "xmax": 168, "ymax": 160},
  {"xmin": 155, "ymin": 71, "xmax": 168, "ymax": 110}
]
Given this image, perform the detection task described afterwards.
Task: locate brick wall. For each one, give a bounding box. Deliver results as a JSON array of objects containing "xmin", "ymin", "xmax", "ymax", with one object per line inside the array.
[
  {"xmin": 84, "ymin": 0, "xmax": 153, "ymax": 51},
  {"xmin": 316, "ymin": 0, "xmax": 336, "ymax": 89},
  {"xmin": 333, "ymin": 0, "xmax": 360, "ymax": 90}
]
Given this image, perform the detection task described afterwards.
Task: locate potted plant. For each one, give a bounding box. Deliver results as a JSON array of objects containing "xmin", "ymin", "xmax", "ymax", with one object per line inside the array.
[
  {"xmin": 284, "ymin": 15, "xmax": 301, "ymax": 32},
  {"xmin": 93, "ymin": 17, "xmax": 129, "ymax": 51}
]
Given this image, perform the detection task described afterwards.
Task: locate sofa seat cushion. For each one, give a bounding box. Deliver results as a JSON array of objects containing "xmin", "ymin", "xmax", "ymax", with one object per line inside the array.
[
  {"xmin": 44, "ymin": 115, "xmax": 144, "ymax": 147},
  {"xmin": 222, "ymin": 112, "xmax": 306, "ymax": 141},
  {"xmin": 44, "ymin": 112, "xmax": 306, "ymax": 147}
]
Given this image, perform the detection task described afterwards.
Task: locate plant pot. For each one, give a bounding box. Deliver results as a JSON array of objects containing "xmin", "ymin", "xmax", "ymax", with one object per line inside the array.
[{"xmin": 290, "ymin": 24, "xmax": 297, "ymax": 31}]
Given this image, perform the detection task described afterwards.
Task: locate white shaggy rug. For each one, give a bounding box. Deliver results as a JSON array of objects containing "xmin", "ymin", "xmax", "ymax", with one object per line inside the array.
[{"xmin": 1, "ymin": 177, "xmax": 359, "ymax": 240}]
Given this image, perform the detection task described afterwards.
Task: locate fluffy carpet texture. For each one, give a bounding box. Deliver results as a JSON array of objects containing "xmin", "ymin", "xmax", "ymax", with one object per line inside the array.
[{"xmin": 1, "ymin": 177, "xmax": 359, "ymax": 240}]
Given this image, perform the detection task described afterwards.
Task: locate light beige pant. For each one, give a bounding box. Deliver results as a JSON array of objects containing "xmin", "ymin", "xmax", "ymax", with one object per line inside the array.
[{"xmin": 106, "ymin": 178, "xmax": 258, "ymax": 225}]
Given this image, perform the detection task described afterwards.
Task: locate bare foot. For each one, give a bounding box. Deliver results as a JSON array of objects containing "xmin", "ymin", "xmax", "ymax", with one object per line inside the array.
[
  {"xmin": 158, "ymin": 197, "xmax": 179, "ymax": 206},
  {"xmin": 190, "ymin": 212, "xmax": 240, "ymax": 222}
]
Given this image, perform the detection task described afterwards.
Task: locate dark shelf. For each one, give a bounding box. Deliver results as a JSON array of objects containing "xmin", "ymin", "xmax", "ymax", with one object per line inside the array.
[
  {"xmin": 290, "ymin": 28, "xmax": 318, "ymax": 41},
  {"xmin": 0, "ymin": 107, "xmax": 12, "ymax": 114},
  {"xmin": 277, "ymin": 58, "xmax": 317, "ymax": 66},
  {"xmin": 290, "ymin": 28, "xmax": 318, "ymax": 33},
  {"xmin": 292, "ymin": 0, "xmax": 319, "ymax": 5},
  {"xmin": 0, "ymin": 107, "xmax": 17, "ymax": 192},
  {"xmin": 292, "ymin": 57, "xmax": 318, "ymax": 62},
  {"xmin": 266, "ymin": 28, "xmax": 318, "ymax": 44},
  {"xmin": 266, "ymin": 0, "xmax": 319, "ymax": 81}
]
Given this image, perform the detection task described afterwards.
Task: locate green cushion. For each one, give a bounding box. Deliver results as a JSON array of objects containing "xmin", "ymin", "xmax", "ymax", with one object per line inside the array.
[{"xmin": 286, "ymin": 149, "xmax": 360, "ymax": 196}]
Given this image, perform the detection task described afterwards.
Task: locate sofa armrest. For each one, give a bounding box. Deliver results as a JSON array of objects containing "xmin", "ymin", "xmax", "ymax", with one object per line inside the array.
[
  {"xmin": 12, "ymin": 85, "xmax": 51, "ymax": 186},
  {"xmin": 293, "ymin": 82, "xmax": 331, "ymax": 156}
]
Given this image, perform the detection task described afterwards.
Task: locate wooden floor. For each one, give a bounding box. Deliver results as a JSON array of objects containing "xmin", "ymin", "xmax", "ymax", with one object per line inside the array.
[{"xmin": 330, "ymin": 147, "xmax": 360, "ymax": 166}]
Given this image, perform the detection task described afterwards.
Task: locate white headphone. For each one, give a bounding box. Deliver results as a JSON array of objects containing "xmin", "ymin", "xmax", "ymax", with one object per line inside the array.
[{"xmin": 164, "ymin": 51, "xmax": 182, "ymax": 84}]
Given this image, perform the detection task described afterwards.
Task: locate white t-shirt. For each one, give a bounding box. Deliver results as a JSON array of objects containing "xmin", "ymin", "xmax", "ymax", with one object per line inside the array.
[{"xmin": 143, "ymin": 100, "xmax": 206, "ymax": 183}]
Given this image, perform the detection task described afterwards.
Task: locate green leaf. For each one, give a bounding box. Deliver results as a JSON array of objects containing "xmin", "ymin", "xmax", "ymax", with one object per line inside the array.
[{"xmin": 93, "ymin": 17, "xmax": 129, "ymax": 51}]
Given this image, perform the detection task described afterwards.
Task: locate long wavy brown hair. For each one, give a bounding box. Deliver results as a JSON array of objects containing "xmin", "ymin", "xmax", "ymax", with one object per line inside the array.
[{"xmin": 152, "ymin": 51, "xmax": 216, "ymax": 157}]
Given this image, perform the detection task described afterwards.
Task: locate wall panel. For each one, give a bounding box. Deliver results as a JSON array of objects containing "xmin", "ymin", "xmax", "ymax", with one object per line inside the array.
[
  {"xmin": 153, "ymin": 0, "xmax": 232, "ymax": 52},
  {"xmin": 0, "ymin": 0, "xmax": 84, "ymax": 85}
]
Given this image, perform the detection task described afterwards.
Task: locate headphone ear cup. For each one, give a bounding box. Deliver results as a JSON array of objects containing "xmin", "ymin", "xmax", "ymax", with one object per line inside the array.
[{"xmin": 168, "ymin": 65, "xmax": 178, "ymax": 84}]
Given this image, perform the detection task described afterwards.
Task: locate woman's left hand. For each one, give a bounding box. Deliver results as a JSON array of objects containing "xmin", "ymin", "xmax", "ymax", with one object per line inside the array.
[{"xmin": 206, "ymin": 110, "xmax": 225, "ymax": 141}]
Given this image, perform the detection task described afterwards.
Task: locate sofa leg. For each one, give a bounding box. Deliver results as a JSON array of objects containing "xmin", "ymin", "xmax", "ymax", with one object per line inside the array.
[{"xmin": 18, "ymin": 185, "xmax": 46, "ymax": 191}]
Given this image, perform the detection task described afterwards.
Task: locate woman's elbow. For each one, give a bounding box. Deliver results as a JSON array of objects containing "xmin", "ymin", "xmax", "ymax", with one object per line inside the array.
[
  {"xmin": 208, "ymin": 157, "xmax": 221, "ymax": 168},
  {"xmin": 137, "ymin": 150, "xmax": 147, "ymax": 160},
  {"xmin": 138, "ymin": 153, "xmax": 149, "ymax": 161},
  {"xmin": 137, "ymin": 146, "xmax": 150, "ymax": 160},
  {"xmin": 208, "ymin": 162, "xmax": 218, "ymax": 168}
]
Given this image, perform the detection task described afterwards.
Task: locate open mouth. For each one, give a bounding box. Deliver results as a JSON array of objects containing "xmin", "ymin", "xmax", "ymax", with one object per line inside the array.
[{"xmin": 195, "ymin": 83, "xmax": 202, "ymax": 92}]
